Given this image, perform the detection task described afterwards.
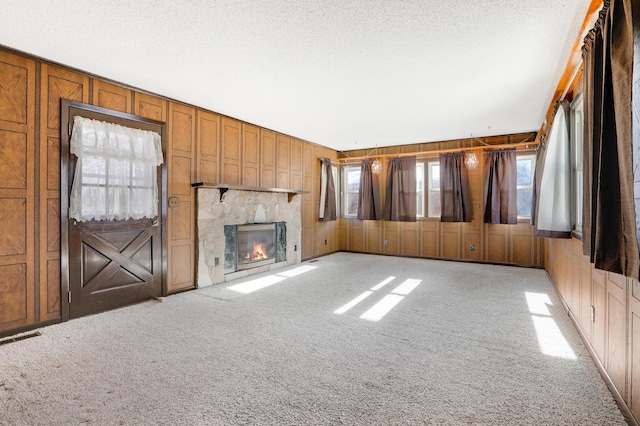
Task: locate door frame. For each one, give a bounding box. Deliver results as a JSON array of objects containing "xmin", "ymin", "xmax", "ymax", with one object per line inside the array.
[{"xmin": 60, "ymin": 99, "xmax": 168, "ymax": 322}]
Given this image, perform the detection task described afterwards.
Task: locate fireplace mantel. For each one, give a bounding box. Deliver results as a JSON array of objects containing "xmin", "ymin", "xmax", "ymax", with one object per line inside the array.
[{"xmin": 192, "ymin": 182, "xmax": 309, "ymax": 202}]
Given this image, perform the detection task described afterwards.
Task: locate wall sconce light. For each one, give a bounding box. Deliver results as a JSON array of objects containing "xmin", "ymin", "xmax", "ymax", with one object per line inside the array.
[{"xmin": 464, "ymin": 152, "xmax": 479, "ymax": 170}]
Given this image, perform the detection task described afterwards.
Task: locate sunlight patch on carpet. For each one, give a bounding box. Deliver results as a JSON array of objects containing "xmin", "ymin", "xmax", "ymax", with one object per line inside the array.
[
  {"xmin": 227, "ymin": 275, "xmax": 287, "ymax": 294},
  {"xmin": 531, "ymin": 315, "xmax": 577, "ymax": 360},
  {"xmin": 525, "ymin": 292, "xmax": 552, "ymax": 316},
  {"xmin": 371, "ymin": 276, "xmax": 396, "ymax": 291},
  {"xmin": 360, "ymin": 294, "xmax": 404, "ymax": 321},
  {"xmin": 525, "ymin": 292, "xmax": 576, "ymax": 360},
  {"xmin": 334, "ymin": 291, "xmax": 373, "ymax": 314},
  {"xmin": 277, "ymin": 265, "xmax": 317, "ymax": 278},
  {"xmin": 391, "ymin": 278, "xmax": 421, "ymax": 295}
]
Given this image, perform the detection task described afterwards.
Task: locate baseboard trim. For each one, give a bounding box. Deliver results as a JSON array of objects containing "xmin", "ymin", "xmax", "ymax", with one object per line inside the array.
[{"xmin": 0, "ymin": 318, "xmax": 61, "ymax": 340}]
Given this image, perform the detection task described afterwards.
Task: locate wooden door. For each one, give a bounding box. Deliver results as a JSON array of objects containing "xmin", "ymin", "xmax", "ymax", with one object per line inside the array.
[{"xmin": 61, "ymin": 100, "xmax": 166, "ymax": 319}]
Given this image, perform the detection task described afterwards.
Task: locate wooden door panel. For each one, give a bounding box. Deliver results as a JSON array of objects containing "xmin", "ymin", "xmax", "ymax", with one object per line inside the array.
[
  {"xmin": 70, "ymin": 224, "xmax": 158, "ymax": 318},
  {"xmin": 62, "ymin": 100, "xmax": 165, "ymax": 319}
]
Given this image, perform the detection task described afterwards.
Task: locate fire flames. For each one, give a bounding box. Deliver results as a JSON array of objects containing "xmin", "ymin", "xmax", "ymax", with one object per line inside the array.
[{"xmin": 244, "ymin": 240, "xmax": 268, "ymax": 262}]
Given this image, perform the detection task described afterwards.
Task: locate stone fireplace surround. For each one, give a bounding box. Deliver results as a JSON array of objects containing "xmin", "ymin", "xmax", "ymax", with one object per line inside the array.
[{"xmin": 195, "ymin": 187, "xmax": 302, "ymax": 287}]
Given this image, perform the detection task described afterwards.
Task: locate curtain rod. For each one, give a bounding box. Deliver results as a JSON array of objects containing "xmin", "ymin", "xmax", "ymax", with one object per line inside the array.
[{"xmin": 337, "ymin": 140, "xmax": 537, "ymax": 163}]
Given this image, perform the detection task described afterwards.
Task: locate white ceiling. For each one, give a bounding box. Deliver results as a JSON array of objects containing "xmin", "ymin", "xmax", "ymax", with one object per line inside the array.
[{"xmin": 0, "ymin": 1, "xmax": 591, "ymax": 151}]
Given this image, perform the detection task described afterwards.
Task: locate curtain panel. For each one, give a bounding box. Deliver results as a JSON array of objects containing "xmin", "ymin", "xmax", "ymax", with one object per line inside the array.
[
  {"xmin": 581, "ymin": 0, "xmax": 639, "ymax": 279},
  {"xmin": 383, "ymin": 156, "xmax": 417, "ymax": 222},
  {"xmin": 440, "ymin": 152, "xmax": 472, "ymax": 222},
  {"xmin": 357, "ymin": 159, "xmax": 383, "ymax": 220},
  {"xmin": 534, "ymin": 104, "xmax": 572, "ymax": 238},
  {"xmin": 70, "ymin": 116, "xmax": 164, "ymax": 222},
  {"xmin": 318, "ymin": 158, "xmax": 337, "ymax": 221},
  {"xmin": 483, "ymin": 148, "xmax": 517, "ymax": 224}
]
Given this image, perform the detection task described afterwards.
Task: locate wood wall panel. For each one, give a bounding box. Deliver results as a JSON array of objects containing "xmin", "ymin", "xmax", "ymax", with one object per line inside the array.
[
  {"xmin": 592, "ymin": 268, "xmax": 606, "ymax": 361},
  {"xmin": 167, "ymin": 102, "xmax": 195, "ymax": 293},
  {"xmin": 442, "ymin": 230, "xmax": 460, "ymax": 259},
  {"xmin": 350, "ymin": 220, "xmax": 365, "ymax": 252},
  {"xmin": 401, "ymin": 223, "xmax": 419, "ymax": 257},
  {"xmin": 92, "ymin": 80, "xmax": 132, "ymax": 113},
  {"xmin": 464, "ymin": 233, "xmax": 481, "ymax": 260},
  {"xmin": 260, "ymin": 130, "xmax": 276, "ymax": 188},
  {"xmin": 365, "ymin": 221, "xmax": 382, "ymax": 253},
  {"xmin": 242, "ymin": 124, "xmax": 259, "ymax": 187},
  {"xmin": 46, "ymin": 260, "xmax": 60, "ymax": 316},
  {"xmin": 197, "ymin": 111, "xmax": 220, "ymax": 184},
  {"xmin": 486, "ymin": 226, "xmax": 508, "ymax": 263},
  {"xmin": 276, "ymin": 134, "xmax": 290, "ymax": 189},
  {"xmin": 607, "ymin": 276, "xmax": 627, "ymax": 397},
  {"xmin": 0, "ymin": 50, "xmax": 35, "ymax": 332},
  {"xmin": 384, "ymin": 222, "xmax": 400, "ymax": 255},
  {"xmin": 39, "ymin": 64, "xmax": 89, "ymax": 322},
  {"xmin": 290, "ymin": 138, "xmax": 302, "ymax": 190},
  {"xmin": 0, "ymin": 264, "xmax": 27, "ymax": 324},
  {"xmin": 221, "ymin": 117, "xmax": 241, "ymax": 185},
  {"xmin": 421, "ymin": 221, "xmax": 439, "ymax": 257},
  {"xmin": 134, "ymin": 92, "xmax": 167, "ymax": 122},
  {"xmin": 631, "ymin": 310, "xmax": 640, "ymax": 416}
]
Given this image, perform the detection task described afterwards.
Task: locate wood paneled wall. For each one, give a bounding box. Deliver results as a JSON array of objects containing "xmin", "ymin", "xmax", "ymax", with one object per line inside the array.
[
  {"xmin": 339, "ymin": 134, "xmax": 544, "ymax": 267},
  {"xmin": 546, "ymin": 237, "xmax": 640, "ymax": 422},
  {"xmin": 0, "ymin": 46, "xmax": 339, "ymax": 336}
]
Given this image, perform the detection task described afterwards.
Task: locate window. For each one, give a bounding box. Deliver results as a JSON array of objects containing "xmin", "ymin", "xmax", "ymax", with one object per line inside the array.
[
  {"xmin": 427, "ymin": 161, "xmax": 441, "ymax": 218},
  {"xmin": 332, "ymin": 165, "xmax": 340, "ymax": 217},
  {"xmin": 571, "ymin": 94, "xmax": 584, "ymax": 232},
  {"xmin": 516, "ymin": 154, "xmax": 535, "ymax": 219},
  {"xmin": 69, "ymin": 116, "xmax": 163, "ymax": 222},
  {"xmin": 343, "ymin": 165, "xmax": 360, "ymax": 217},
  {"xmin": 416, "ymin": 162, "xmax": 425, "ymax": 218}
]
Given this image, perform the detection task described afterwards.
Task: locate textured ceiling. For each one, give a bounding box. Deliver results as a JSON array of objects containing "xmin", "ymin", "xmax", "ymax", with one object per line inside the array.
[{"xmin": 0, "ymin": 1, "xmax": 591, "ymax": 151}]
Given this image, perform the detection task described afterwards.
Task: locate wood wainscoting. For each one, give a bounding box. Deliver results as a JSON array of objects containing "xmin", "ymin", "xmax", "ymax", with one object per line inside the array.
[
  {"xmin": 0, "ymin": 45, "xmax": 340, "ymax": 337},
  {"xmin": 339, "ymin": 135, "xmax": 544, "ymax": 267},
  {"xmin": 546, "ymin": 237, "xmax": 640, "ymax": 423}
]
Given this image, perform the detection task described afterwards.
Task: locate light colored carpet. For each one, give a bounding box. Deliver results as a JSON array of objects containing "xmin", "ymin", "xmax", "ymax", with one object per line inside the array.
[{"xmin": 0, "ymin": 252, "xmax": 628, "ymax": 425}]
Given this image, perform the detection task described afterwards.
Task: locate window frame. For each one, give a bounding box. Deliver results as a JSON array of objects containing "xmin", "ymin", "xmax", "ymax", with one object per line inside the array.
[
  {"xmin": 427, "ymin": 160, "xmax": 441, "ymax": 219},
  {"xmin": 332, "ymin": 165, "xmax": 340, "ymax": 218},
  {"xmin": 416, "ymin": 162, "xmax": 425, "ymax": 218},
  {"xmin": 570, "ymin": 93, "xmax": 584, "ymax": 235},
  {"xmin": 342, "ymin": 164, "xmax": 361, "ymax": 218},
  {"xmin": 516, "ymin": 153, "xmax": 536, "ymax": 221}
]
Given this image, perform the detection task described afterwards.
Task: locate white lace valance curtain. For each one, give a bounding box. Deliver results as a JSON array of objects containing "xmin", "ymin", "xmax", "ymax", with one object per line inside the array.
[{"xmin": 70, "ymin": 116, "xmax": 164, "ymax": 221}]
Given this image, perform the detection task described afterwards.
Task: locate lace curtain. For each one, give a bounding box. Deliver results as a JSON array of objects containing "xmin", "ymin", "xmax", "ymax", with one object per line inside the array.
[{"xmin": 69, "ymin": 116, "xmax": 164, "ymax": 221}]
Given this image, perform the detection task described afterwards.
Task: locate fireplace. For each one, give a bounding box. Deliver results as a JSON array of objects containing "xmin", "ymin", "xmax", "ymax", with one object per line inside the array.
[
  {"xmin": 236, "ymin": 223, "xmax": 276, "ymax": 271},
  {"xmin": 224, "ymin": 221, "xmax": 287, "ymax": 274}
]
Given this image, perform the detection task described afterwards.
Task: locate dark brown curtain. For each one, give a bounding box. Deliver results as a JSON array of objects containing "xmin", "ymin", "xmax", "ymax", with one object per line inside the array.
[
  {"xmin": 318, "ymin": 158, "xmax": 336, "ymax": 221},
  {"xmin": 383, "ymin": 156, "xmax": 417, "ymax": 222},
  {"xmin": 440, "ymin": 152, "xmax": 472, "ymax": 222},
  {"xmin": 357, "ymin": 159, "xmax": 383, "ymax": 220},
  {"xmin": 483, "ymin": 148, "xmax": 517, "ymax": 224},
  {"xmin": 582, "ymin": 0, "xmax": 639, "ymax": 278}
]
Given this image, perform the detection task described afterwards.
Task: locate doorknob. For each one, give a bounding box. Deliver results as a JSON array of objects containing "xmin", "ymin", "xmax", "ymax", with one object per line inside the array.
[{"xmin": 152, "ymin": 220, "xmax": 160, "ymax": 227}]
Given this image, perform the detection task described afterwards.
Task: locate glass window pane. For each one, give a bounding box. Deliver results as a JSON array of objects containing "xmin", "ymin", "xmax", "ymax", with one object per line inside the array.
[
  {"xmin": 517, "ymin": 188, "xmax": 532, "ymax": 218},
  {"xmin": 430, "ymin": 190, "xmax": 441, "ymax": 217},
  {"xmin": 517, "ymin": 159, "xmax": 532, "ymax": 186},
  {"xmin": 431, "ymin": 165, "xmax": 440, "ymax": 189},
  {"xmin": 346, "ymin": 169, "xmax": 360, "ymax": 192},
  {"xmin": 346, "ymin": 194, "xmax": 359, "ymax": 216}
]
